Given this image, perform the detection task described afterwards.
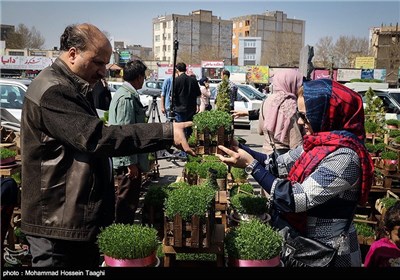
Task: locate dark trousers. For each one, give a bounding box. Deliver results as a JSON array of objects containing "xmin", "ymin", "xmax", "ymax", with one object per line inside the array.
[
  {"xmin": 26, "ymin": 235, "xmax": 100, "ymax": 267},
  {"xmin": 1, "ymin": 177, "xmax": 18, "ymax": 266},
  {"xmin": 175, "ymin": 111, "xmax": 194, "ymax": 139},
  {"xmin": 114, "ymin": 167, "xmax": 142, "ymax": 224}
]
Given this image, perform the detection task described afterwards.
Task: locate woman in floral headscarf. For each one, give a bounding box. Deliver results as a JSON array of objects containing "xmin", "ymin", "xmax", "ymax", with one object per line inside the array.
[{"xmin": 217, "ymin": 79, "xmax": 374, "ymax": 267}]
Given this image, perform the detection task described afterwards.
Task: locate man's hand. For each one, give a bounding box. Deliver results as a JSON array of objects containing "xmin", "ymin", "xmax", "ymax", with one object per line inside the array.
[
  {"xmin": 231, "ymin": 110, "xmax": 249, "ymax": 119},
  {"xmin": 215, "ymin": 145, "xmax": 254, "ymax": 168},
  {"xmin": 172, "ymin": 122, "xmax": 196, "ymax": 156}
]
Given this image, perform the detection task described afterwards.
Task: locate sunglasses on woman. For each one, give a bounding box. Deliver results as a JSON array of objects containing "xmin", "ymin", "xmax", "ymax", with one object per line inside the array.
[{"xmin": 296, "ymin": 109, "xmax": 310, "ymax": 124}]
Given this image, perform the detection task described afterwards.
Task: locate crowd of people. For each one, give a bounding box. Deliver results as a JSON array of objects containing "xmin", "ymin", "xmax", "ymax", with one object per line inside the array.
[{"xmin": 2, "ymin": 22, "xmax": 399, "ymax": 269}]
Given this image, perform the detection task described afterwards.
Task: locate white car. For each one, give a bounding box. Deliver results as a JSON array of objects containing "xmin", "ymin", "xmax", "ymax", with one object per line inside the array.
[
  {"xmin": 0, "ymin": 78, "xmax": 29, "ymax": 127},
  {"xmin": 108, "ymin": 80, "xmax": 165, "ymax": 122},
  {"xmin": 0, "ymin": 78, "xmax": 107, "ymax": 130},
  {"xmin": 209, "ymin": 83, "xmax": 266, "ymax": 128}
]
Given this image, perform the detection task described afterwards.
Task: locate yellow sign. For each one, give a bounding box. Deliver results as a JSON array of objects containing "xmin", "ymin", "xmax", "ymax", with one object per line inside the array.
[{"xmin": 355, "ymin": 57, "xmax": 375, "ymax": 69}]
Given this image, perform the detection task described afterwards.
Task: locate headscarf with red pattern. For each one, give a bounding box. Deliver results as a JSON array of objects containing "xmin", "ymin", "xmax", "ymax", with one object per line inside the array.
[{"xmin": 288, "ymin": 79, "xmax": 374, "ymax": 206}]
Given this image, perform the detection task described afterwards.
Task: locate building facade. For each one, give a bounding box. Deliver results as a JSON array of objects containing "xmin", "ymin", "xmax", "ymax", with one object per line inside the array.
[
  {"xmin": 238, "ymin": 37, "xmax": 262, "ymax": 66},
  {"xmin": 370, "ymin": 24, "xmax": 400, "ymax": 87},
  {"xmin": 152, "ymin": 10, "xmax": 232, "ymax": 65},
  {"xmin": 231, "ymin": 11, "xmax": 305, "ymax": 67}
]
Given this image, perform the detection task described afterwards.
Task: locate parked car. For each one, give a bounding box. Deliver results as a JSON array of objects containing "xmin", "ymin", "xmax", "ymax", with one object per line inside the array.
[
  {"xmin": 1, "ymin": 78, "xmax": 107, "ymax": 128},
  {"xmin": 0, "ymin": 78, "xmax": 28, "ymax": 123},
  {"xmin": 209, "ymin": 83, "xmax": 267, "ymax": 128},
  {"xmin": 138, "ymin": 79, "xmax": 163, "ymax": 97},
  {"xmin": 358, "ymin": 89, "xmax": 400, "ymax": 120},
  {"xmin": 108, "ymin": 80, "xmax": 164, "ymax": 119}
]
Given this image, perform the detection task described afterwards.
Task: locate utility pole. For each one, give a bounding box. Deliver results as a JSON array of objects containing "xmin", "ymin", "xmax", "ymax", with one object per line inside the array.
[{"xmin": 329, "ymin": 56, "xmax": 335, "ymax": 79}]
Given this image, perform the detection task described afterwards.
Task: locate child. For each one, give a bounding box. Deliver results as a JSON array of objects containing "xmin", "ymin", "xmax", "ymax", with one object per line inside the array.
[{"xmin": 364, "ymin": 201, "xmax": 400, "ymax": 267}]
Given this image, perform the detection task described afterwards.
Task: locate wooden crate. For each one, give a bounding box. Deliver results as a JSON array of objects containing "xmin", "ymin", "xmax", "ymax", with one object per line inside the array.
[
  {"xmin": 162, "ymin": 224, "xmax": 225, "ymax": 267},
  {"xmin": 163, "ymin": 209, "xmax": 215, "ymax": 248},
  {"xmin": 215, "ymin": 191, "xmax": 228, "ymax": 230},
  {"xmin": 375, "ymin": 190, "xmax": 399, "ymax": 215},
  {"xmin": 195, "ymin": 126, "xmax": 233, "ymax": 155},
  {"xmin": 182, "ymin": 169, "xmax": 197, "ymax": 185}
]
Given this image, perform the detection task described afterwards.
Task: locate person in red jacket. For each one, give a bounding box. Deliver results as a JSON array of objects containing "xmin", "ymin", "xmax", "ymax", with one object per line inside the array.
[{"xmin": 364, "ymin": 201, "xmax": 400, "ymax": 267}]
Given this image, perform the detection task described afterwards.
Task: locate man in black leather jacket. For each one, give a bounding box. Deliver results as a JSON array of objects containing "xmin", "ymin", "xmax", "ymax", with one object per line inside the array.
[{"xmin": 20, "ymin": 23, "xmax": 194, "ymax": 268}]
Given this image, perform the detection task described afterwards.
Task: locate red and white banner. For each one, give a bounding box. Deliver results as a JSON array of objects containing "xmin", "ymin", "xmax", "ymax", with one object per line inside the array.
[
  {"xmin": 201, "ymin": 60, "xmax": 224, "ymax": 68},
  {"xmin": 157, "ymin": 64, "xmax": 202, "ymax": 80},
  {"xmin": 0, "ymin": 55, "xmax": 54, "ymax": 70}
]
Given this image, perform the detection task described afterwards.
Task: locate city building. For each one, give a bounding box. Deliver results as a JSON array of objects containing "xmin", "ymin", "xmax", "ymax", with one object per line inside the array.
[
  {"xmin": 370, "ymin": 24, "xmax": 400, "ymax": 87},
  {"xmin": 152, "ymin": 10, "xmax": 232, "ymax": 65},
  {"xmin": 238, "ymin": 37, "xmax": 262, "ymax": 66},
  {"xmin": 231, "ymin": 11, "xmax": 305, "ymax": 67}
]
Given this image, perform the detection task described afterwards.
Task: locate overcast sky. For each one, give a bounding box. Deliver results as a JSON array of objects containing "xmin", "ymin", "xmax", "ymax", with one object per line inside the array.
[{"xmin": 1, "ymin": 0, "xmax": 399, "ymax": 49}]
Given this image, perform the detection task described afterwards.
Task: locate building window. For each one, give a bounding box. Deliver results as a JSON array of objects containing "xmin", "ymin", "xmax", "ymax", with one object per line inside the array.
[
  {"xmin": 8, "ymin": 51, "xmax": 24, "ymax": 56},
  {"xmin": 155, "ymin": 35, "xmax": 160, "ymax": 42},
  {"xmin": 244, "ymin": 40, "xmax": 256, "ymax": 48},
  {"xmin": 239, "ymin": 22, "xmax": 243, "ymax": 28},
  {"xmin": 154, "ymin": 23, "xmax": 160, "ymax": 31},
  {"xmin": 245, "ymin": 20, "xmax": 250, "ymax": 26},
  {"xmin": 155, "ymin": 46, "xmax": 160, "ymax": 53},
  {"xmin": 244, "ymin": 54, "xmax": 256, "ymax": 60},
  {"xmin": 245, "ymin": 31, "xmax": 249, "ymax": 37}
]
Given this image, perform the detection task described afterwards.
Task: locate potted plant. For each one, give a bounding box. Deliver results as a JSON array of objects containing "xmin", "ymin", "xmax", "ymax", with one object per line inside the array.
[
  {"xmin": 97, "ymin": 223, "xmax": 159, "ymax": 267},
  {"xmin": 0, "ymin": 148, "xmax": 17, "ymax": 165},
  {"xmin": 365, "ymin": 143, "xmax": 377, "ymax": 157},
  {"xmin": 192, "ymin": 110, "xmax": 233, "ymax": 155},
  {"xmin": 386, "ymin": 119, "xmax": 399, "ymax": 130},
  {"xmin": 225, "ymin": 218, "xmax": 283, "ymax": 267},
  {"xmin": 229, "ymin": 182, "xmax": 254, "ymax": 198},
  {"xmin": 393, "ymin": 136, "xmax": 400, "ymax": 148},
  {"xmin": 375, "ymin": 142, "xmax": 386, "ymax": 156},
  {"xmin": 215, "ymin": 77, "xmax": 231, "ymax": 113},
  {"xmin": 202, "ymin": 154, "xmax": 220, "ymax": 162},
  {"xmin": 380, "ymin": 150, "xmax": 398, "ymax": 171},
  {"xmin": 229, "ymin": 193, "xmax": 269, "ymax": 222},
  {"xmin": 373, "ymin": 169, "xmax": 384, "ymax": 186},
  {"xmin": 364, "ymin": 120, "xmax": 378, "ymax": 136},
  {"xmin": 375, "ymin": 191, "xmax": 399, "ymax": 215},
  {"xmin": 230, "ymin": 167, "xmax": 248, "ymax": 183},
  {"xmin": 183, "ymin": 161, "xmax": 200, "ymax": 185},
  {"xmin": 354, "ymin": 222, "xmax": 376, "ymax": 246},
  {"xmin": 142, "ymin": 183, "xmax": 169, "ymax": 229},
  {"xmin": 164, "ymin": 184, "xmax": 216, "ymax": 248},
  {"xmin": 197, "ymin": 161, "xmax": 228, "ymax": 190},
  {"xmin": 389, "ymin": 129, "xmax": 400, "ymax": 139}
]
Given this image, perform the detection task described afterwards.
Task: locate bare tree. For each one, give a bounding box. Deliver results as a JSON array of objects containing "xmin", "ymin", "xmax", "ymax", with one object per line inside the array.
[
  {"xmin": 29, "ymin": 26, "xmax": 45, "ymax": 49},
  {"xmin": 314, "ymin": 36, "xmax": 334, "ymax": 68},
  {"xmin": 314, "ymin": 35, "xmax": 370, "ymax": 68},
  {"xmin": 5, "ymin": 23, "xmax": 45, "ymax": 49}
]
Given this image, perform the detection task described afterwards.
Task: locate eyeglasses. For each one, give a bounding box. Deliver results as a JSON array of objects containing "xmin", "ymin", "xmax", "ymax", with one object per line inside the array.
[{"xmin": 296, "ymin": 109, "xmax": 309, "ymax": 124}]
